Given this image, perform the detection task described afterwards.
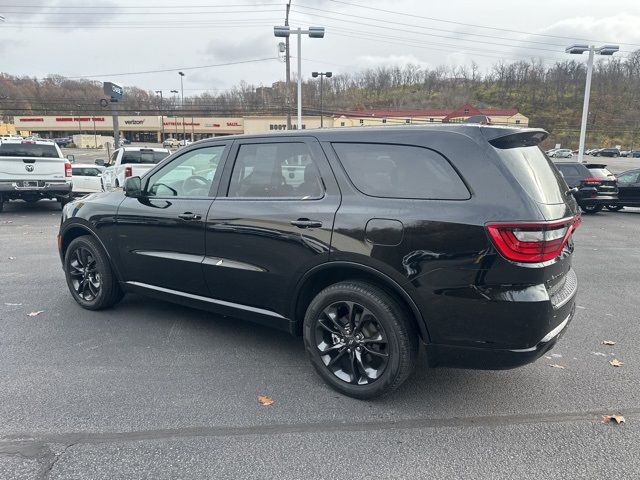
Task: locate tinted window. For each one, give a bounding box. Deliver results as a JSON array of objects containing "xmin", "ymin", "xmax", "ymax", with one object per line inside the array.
[
  {"xmin": 72, "ymin": 167, "xmax": 100, "ymax": 177},
  {"xmin": 555, "ymin": 164, "xmax": 581, "ymax": 176},
  {"xmin": 147, "ymin": 145, "xmax": 224, "ymax": 197},
  {"xmin": 332, "ymin": 143, "xmax": 469, "ymax": 200},
  {"xmin": 0, "ymin": 143, "xmax": 59, "ymax": 158},
  {"xmin": 121, "ymin": 150, "xmax": 168, "ymax": 164},
  {"xmin": 494, "ymin": 146, "xmax": 566, "ymax": 204},
  {"xmin": 228, "ymin": 142, "xmax": 323, "ymax": 199}
]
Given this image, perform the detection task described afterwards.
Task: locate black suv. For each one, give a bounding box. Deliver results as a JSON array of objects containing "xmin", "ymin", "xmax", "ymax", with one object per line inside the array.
[
  {"xmin": 593, "ymin": 148, "xmax": 620, "ymax": 157},
  {"xmin": 58, "ymin": 126, "xmax": 580, "ymax": 398},
  {"xmin": 553, "ymin": 161, "xmax": 618, "ymax": 213}
]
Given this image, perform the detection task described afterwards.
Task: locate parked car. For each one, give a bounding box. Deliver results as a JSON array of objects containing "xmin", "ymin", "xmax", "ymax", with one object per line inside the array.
[
  {"xmin": 99, "ymin": 146, "xmax": 170, "ymax": 190},
  {"xmin": 593, "ymin": 148, "xmax": 620, "ymax": 157},
  {"xmin": 620, "ymin": 150, "xmax": 631, "ymax": 157},
  {"xmin": 118, "ymin": 138, "xmax": 131, "ymax": 147},
  {"xmin": 545, "ymin": 148, "xmax": 559, "ymax": 156},
  {"xmin": 553, "ymin": 161, "xmax": 618, "ymax": 213},
  {"xmin": 71, "ymin": 164, "xmax": 105, "ymax": 197},
  {"xmin": 59, "ymin": 125, "xmax": 580, "ymax": 399},
  {"xmin": 630, "ymin": 150, "xmax": 640, "ymax": 158},
  {"xmin": 163, "ymin": 138, "xmax": 181, "ymax": 148},
  {"xmin": 606, "ymin": 168, "xmax": 640, "ymax": 211},
  {"xmin": 0, "ymin": 139, "xmax": 72, "ymax": 211},
  {"xmin": 586, "ymin": 148, "xmax": 601, "ymax": 156},
  {"xmin": 549, "ymin": 148, "xmax": 573, "ymax": 158},
  {"xmin": 54, "ymin": 137, "xmax": 73, "ymax": 148}
]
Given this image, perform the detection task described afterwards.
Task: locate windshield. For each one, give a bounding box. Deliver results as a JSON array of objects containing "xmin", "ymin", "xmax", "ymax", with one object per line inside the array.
[
  {"xmin": 121, "ymin": 150, "xmax": 168, "ymax": 164},
  {"xmin": 0, "ymin": 142, "xmax": 60, "ymax": 158},
  {"xmin": 493, "ymin": 145, "xmax": 566, "ymax": 205}
]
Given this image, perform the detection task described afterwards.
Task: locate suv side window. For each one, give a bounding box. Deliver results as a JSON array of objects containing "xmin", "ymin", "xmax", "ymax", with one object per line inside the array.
[
  {"xmin": 146, "ymin": 145, "xmax": 225, "ymax": 197},
  {"xmin": 228, "ymin": 142, "xmax": 323, "ymax": 199},
  {"xmin": 556, "ymin": 164, "xmax": 580, "ymax": 176},
  {"xmin": 331, "ymin": 142, "xmax": 469, "ymax": 200}
]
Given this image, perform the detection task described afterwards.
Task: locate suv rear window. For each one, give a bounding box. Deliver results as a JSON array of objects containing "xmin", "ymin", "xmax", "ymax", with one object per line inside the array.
[
  {"xmin": 493, "ymin": 146, "xmax": 565, "ymax": 204},
  {"xmin": 121, "ymin": 150, "xmax": 168, "ymax": 164},
  {"xmin": 587, "ymin": 167, "xmax": 614, "ymax": 179},
  {"xmin": 331, "ymin": 143, "xmax": 469, "ymax": 200},
  {"xmin": 0, "ymin": 142, "xmax": 60, "ymax": 158}
]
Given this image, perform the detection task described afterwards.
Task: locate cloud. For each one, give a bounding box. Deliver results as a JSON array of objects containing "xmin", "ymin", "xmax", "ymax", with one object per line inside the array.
[
  {"xmin": 12, "ymin": 0, "xmax": 124, "ymax": 30},
  {"xmin": 352, "ymin": 54, "xmax": 432, "ymax": 71},
  {"xmin": 203, "ymin": 34, "xmax": 276, "ymax": 62}
]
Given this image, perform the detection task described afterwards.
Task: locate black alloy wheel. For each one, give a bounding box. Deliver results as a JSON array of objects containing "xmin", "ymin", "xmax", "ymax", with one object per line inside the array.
[
  {"xmin": 303, "ymin": 281, "xmax": 418, "ymax": 399},
  {"xmin": 68, "ymin": 246, "xmax": 101, "ymax": 302},
  {"xmin": 64, "ymin": 236, "xmax": 124, "ymax": 310},
  {"xmin": 314, "ymin": 301, "xmax": 390, "ymax": 385},
  {"xmin": 606, "ymin": 205, "xmax": 624, "ymax": 211}
]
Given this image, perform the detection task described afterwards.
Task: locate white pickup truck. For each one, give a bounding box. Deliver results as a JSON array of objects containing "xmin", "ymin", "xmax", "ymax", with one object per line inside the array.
[
  {"xmin": 99, "ymin": 146, "xmax": 170, "ymax": 190},
  {"xmin": 0, "ymin": 139, "xmax": 72, "ymax": 212}
]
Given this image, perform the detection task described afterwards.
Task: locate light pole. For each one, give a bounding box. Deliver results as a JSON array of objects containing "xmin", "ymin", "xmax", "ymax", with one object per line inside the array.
[
  {"xmin": 178, "ymin": 72, "xmax": 185, "ymax": 142},
  {"xmin": 274, "ymin": 25, "xmax": 325, "ymax": 130},
  {"xmin": 565, "ymin": 44, "xmax": 619, "ymax": 163},
  {"xmin": 155, "ymin": 90, "xmax": 164, "ymax": 142},
  {"xmin": 170, "ymin": 90, "xmax": 179, "ymax": 138},
  {"xmin": 311, "ymin": 71, "xmax": 332, "ymax": 128}
]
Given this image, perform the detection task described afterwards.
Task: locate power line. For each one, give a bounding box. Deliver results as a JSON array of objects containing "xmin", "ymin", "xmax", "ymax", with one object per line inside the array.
[
  {"xmin": 67, "ymin": 58, "xmax": 278, "ymax": 79},
  {"xmin": 326, "ymin": 0, "xmax": 640, "ymax": 48},
  {"xmin": 1, "ymin": 8, "xmax": 282, "ymax": 15}
]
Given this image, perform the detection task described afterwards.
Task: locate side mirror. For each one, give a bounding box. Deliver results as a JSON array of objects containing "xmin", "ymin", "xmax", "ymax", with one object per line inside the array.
[
  {"xmin": 66, "ymin": 154, "xmax": 75, "ymax": 162},
  {"xmin": 95, "ymin": 159, "xmax": 105, "ymax": 166},
  {"xmin": 124, "ymin": 176, "xmax": 142, "ymax": 197}
]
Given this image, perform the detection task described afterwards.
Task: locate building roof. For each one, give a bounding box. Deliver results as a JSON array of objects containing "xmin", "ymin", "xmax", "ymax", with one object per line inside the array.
[{"xmin": 334, "ymin": 103, "xmax": 519, "ymax": 119}]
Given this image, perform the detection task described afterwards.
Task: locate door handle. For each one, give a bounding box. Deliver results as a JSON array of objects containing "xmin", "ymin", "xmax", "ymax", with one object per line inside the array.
[
  {"xmin": 178, "ymin": 212, "xmax": 202, "ymax": 220},
  {"xmin": 291, "ymin": 218, "xmax": 322, "ymax": 229}
]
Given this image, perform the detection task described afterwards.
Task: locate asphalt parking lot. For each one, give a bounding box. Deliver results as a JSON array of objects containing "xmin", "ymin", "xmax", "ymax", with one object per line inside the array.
[{"xmin": 1, "ymin": 184, "xmax": 640, "ymax": 478}]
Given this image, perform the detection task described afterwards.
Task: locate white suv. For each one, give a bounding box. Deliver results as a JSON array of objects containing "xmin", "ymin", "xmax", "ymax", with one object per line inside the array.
[{"xmin": 0, "ymin": 140, "xmax": 72, "ymax": 212}]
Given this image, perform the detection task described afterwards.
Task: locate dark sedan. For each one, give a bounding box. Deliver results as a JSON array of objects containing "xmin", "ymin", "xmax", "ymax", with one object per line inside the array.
[
  {"xmin": 554, "ymin": 161, "xmax": 618, "ymax": 213},
  {"xmin": 607, "ymin": 169, "xmax": 640, "ymax": 211}
]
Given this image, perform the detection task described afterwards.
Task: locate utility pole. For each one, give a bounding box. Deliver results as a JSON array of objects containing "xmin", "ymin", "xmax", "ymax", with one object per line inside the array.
[
  {"xmin": 285, "ymin": 0, "xmax": 291, "ymax": 130},
  {"xmin": 155, "ymin": 90, "xmax": 164, "ymax": 142},
  {"xmin": 179, "ymin": 72, "xmax": 186, "ymax": 142}
]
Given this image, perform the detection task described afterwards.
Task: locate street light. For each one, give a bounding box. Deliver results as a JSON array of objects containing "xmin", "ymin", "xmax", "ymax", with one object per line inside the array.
[
  {"xmin": 178, "ymin": 72, "xmax": 185, "ymax": 142},
  {"xmin": 311, "ymin": 71, "xmax": 332, "ymax": 128},
  {"xmin": 170, "ymin": 89, "xmax": 179, "ymax": 138},
  {"xmin": 155, "ymin": 90, "xmax": 164, "ymax": 141},
  {"xmin": 274, "ymin": 25, "xmax": 325, "ymax": 130},
  {"xmin": 566, "ymin": 43, "xmax": 619, "ymax": 163}
]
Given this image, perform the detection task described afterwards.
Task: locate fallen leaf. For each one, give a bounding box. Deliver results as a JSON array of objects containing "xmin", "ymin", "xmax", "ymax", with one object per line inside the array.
[
  {"xmin": 602, "ymin": 340, "xmax": 616, "ymax": 346},
  {"xmin": 27, "ymin": 311, "xmax": 44, "ymax": 317},
  {"xmin": 609, "ymin": 359, "xmax": 624, "ymax": 367},
  {"xmin": 257, "ymin": 395, "xmax": 274, "ymax": 406},
  {"xmin": 602, "ymin": 414, "xmax": 625, "ymax": 425},
  {"xmin": 548, "ymin": 364, "xmax": 565, "ymax": 369}
]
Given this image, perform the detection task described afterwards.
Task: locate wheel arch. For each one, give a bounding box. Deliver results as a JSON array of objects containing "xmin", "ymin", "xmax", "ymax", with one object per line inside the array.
[
  {"xmin": 291, "ymin": 261, "xmax": 430, "ymax": 342},
  {"xmin": 60, "ymin": 223, "xmax": 123, "ymax": 281}
]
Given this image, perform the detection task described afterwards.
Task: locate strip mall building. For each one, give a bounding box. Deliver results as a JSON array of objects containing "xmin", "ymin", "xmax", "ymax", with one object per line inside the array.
[{"xmin": 12, "ymin": 104, "xmax": 529, "ymax": 141}]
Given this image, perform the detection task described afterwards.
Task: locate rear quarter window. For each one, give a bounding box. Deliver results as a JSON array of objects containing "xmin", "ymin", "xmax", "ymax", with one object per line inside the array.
[
  {"xmin": 588, "ymin": 168, "xmax": 614, "ymax": 179},
  {"xmin": 331, "ymin": 143, "xmax": 470, "ymax": 200},
  {"xmin": 121, "ymin": 150, "xmax": 168, "ymax": 164}
]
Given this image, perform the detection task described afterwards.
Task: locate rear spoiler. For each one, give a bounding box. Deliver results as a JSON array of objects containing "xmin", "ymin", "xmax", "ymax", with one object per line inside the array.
[
  {"xmin": 484, "ymin": 129, "xmax": 548, "ymax": 149},
  {"xmin": 585, "ymin": 163, "xmax": 607, "ymax": 169}
]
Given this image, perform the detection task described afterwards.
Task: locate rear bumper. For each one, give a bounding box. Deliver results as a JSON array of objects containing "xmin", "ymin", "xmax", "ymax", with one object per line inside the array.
[
  {"xmin": 426, "ymin": 304, "xmax": 575, "ymax": 369},
  {"xmin": 0, "ymin": 181, "xmax": 72, "ymax": 196},
  {"xmin": 579, "ymin": 195, "xmax": 617, "ymax": 207}
]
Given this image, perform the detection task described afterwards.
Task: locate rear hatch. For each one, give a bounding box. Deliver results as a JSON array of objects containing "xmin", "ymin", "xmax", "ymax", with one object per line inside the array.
[
  {"xmin": 585, "ymin": 163, "xmax": 618, "ymax": 195},
  {"xmin": 0, "ymin": 141, "xmax": 66, "ymax": 181}
]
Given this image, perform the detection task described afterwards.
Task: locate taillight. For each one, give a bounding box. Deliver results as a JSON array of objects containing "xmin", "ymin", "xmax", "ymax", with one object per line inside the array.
[
  {"xmin": 486, "ymin": 216, "xmax": 581, "ymax": 263},
  {"xmin": 582, "ymin": 177, "xmax": 602, "ymax": 184},
  {"xmin": 124, "ymin": 166, "xmax": 132, "ymax": 178},
  {"xmin": 65, "ymin": 162, "xmax": 72, "ymax": 177}
]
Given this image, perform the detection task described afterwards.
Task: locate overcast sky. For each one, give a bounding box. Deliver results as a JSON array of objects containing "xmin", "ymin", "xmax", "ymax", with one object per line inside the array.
[{"xmin": 1, "ymin": 0, "xmax": 639, "ymax": 96}]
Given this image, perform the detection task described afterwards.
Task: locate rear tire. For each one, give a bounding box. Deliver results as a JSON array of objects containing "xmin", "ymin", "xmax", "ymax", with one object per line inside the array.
[
  {"xmin": 581, "ymin": 204, "xmax": 603, "ymax": 214},
  {"xmin": 64, "ymin": 236, "xmax": 124, "ymax": 310},
  {"xmin": 606, "ymin": 205, "xmax": 624, "ymax": 211},
  {"xmin": 303, "ymin": 281, "xmax": 418, "ymax": 399}
]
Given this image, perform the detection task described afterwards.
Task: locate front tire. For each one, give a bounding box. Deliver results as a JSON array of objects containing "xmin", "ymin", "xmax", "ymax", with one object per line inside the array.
[
  {"xmin": 64, "ymin": 236, "xmax": 124, "ymax": 310},
  {"xmin": 303, "ymin": 281, "xmax": 418, "ymax": 399}
]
